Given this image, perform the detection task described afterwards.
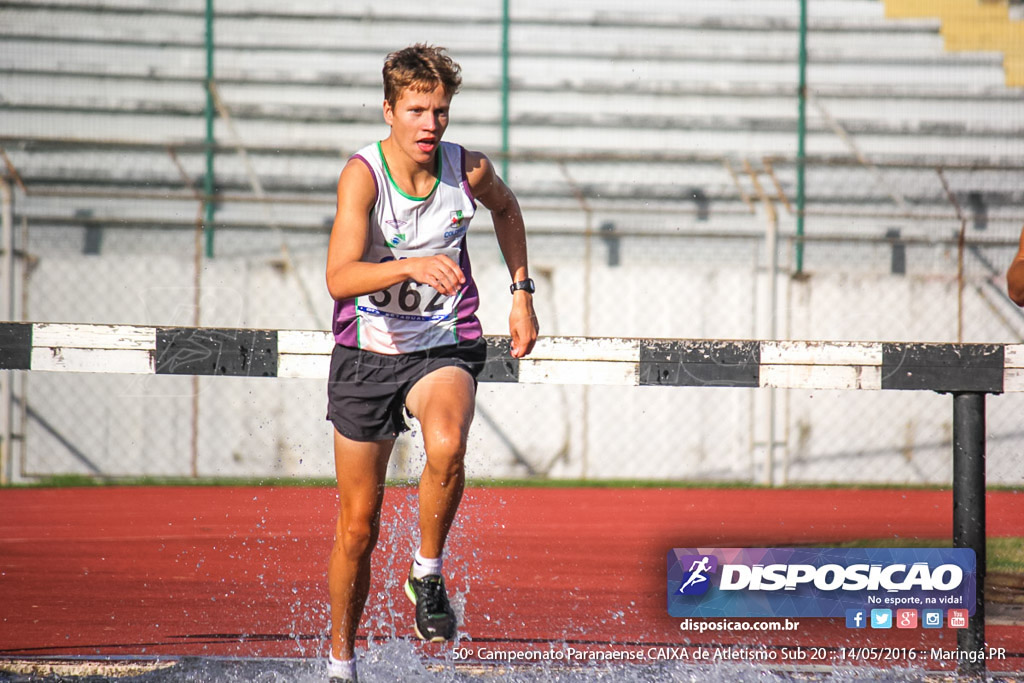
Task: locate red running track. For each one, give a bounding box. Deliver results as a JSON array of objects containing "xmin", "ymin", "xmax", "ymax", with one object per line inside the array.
[{"xmin": 0, "ymin": 487, "xmax": 1021, "ymax": 672}]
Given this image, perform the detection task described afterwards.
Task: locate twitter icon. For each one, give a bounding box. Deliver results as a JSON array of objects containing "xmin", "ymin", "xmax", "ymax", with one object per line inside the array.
[{"xmin": 870, "ymin": 609, "xmax": 893, "ymax": 629}]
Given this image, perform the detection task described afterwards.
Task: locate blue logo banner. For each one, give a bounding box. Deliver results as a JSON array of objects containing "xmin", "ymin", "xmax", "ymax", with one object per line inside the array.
[{"xmin": 667, "ymin": 548, "xmax": 975, "ymax": 618}]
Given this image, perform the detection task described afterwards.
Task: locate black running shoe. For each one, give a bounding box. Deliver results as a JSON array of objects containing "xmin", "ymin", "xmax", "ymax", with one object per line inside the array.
[{"xmin": 404, "ymin": 566, "xmax": 456, "ymax": 642}]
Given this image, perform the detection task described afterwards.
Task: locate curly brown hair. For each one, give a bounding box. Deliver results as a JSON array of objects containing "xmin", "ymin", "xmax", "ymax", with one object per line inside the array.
[{"xmin": 382, "ymin": 44, "xmax": 462, "ymax": 107}]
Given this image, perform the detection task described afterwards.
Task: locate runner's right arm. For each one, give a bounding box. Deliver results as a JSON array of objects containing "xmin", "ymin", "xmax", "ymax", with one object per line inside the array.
[{"xmin": 326, "ymin": 158, "xmax": 464, "ymax": 301}]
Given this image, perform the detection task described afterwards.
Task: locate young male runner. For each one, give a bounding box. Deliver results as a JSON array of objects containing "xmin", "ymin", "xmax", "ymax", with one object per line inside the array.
[
  {"xmin": 323, "ymin": 44, "xmax": 539, "ymax": 682},
  {"xmin": 1007, "ymin": 224, "xmax": 1024, "ymax": 306}
]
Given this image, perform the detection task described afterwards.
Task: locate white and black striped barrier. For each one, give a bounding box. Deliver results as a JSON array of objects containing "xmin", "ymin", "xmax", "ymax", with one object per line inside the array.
[
  {"xmin": 0, "ymin": 322, "xmax": 1001, "ymax": 668},
  {"xmin": 0, "ymin": 322, "xmax": 1019, "ymax": 392}
]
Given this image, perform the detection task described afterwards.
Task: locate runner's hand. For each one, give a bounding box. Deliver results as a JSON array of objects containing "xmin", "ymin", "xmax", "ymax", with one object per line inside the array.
[
  {"xmin": 509, "ymin": 293, "xmax": 539, "ymax": 358},
  {"xmin": 408, "ymin": 255, "xmax": 465, "ymax": 296}
]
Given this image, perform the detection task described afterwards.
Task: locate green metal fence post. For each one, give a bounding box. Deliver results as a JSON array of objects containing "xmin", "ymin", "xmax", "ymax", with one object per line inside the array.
[
  {"xmin": 204, "ymin": 0, "xmax": 216, "ymax": 257},
  {"xmin": 796, "ymin": 0, "xmax": 807, "ymax": 274}
]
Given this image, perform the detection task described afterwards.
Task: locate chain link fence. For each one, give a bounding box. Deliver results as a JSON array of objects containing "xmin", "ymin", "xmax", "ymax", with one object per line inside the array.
[{"xmin": 2, "ymin": 0, "xmax": 1023, "ymax": 486}]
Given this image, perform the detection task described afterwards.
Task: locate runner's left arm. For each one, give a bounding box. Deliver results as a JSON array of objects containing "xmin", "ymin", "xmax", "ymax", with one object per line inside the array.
[{"xmin": 466, "ymin": 150, "xmax": 539, "ymax": 358}]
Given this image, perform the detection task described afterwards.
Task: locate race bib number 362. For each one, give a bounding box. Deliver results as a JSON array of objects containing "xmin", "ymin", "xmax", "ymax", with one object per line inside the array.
[{"xmin": 359, "ymin": 248, "xmax": 461, "ymax": 322}]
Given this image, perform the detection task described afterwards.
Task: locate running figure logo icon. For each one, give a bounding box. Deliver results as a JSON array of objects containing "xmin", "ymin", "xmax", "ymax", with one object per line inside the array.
[{"xmin": 677, "ymin": 554, "xmax": 718, "ymax": 596}]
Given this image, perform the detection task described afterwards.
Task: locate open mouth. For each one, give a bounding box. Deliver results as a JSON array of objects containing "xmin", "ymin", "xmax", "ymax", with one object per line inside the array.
[{"xmin": 416, "ymin": 139, "xmax": 437, "ymax": 153}]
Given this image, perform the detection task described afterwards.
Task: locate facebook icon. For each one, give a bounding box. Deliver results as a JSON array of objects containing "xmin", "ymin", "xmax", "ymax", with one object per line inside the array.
[{"xmin": 845, "ymin": 609, "xmax": 867, "ymax": 629}]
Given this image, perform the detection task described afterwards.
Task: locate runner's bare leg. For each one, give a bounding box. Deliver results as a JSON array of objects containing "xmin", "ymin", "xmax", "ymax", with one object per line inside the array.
[
  {"xmin": 328, "ymin": 430, "xmax": 393, "ymax": 660},
  {"xmin": 405, "ymin": 366, "xmax": 476, "ymax": 557}
]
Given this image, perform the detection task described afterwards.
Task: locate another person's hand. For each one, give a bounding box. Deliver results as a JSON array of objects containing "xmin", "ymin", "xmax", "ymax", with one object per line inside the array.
[{"xmin": 1007, "ymin": 224, "xmax": 1024, "ymax": 307}]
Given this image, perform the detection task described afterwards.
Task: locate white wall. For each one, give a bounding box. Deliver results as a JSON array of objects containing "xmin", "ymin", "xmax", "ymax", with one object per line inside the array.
[{"xmin": 18, "ymin": 228, "xmax": 1024, "ymax": 486}]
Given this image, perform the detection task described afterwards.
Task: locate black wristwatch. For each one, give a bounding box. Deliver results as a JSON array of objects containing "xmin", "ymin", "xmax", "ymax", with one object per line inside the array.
[{"xmin": 509, "ymin": 278, "xmax": 536, "ymax": 295}]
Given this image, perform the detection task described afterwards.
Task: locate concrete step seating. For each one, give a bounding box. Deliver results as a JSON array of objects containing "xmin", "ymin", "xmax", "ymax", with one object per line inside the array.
[{"xmin": 2, "ymin": 0, "xmax": 1022, "ymax": 238}]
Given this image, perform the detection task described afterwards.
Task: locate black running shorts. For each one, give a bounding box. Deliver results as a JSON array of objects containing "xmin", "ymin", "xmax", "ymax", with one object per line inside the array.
[{"xmin": 326, "ymin": 337, "xmax": 488, "ymax": 442}]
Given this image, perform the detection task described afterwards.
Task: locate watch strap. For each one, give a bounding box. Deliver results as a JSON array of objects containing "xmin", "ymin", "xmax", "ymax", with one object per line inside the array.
[{"xmin": 509, "ymin": 278, "xmax": 536, "ymax": 294}]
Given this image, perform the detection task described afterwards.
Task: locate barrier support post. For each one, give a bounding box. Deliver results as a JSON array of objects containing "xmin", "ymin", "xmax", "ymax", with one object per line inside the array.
[{"xmin": 952, "ymin": 391, "xmax": 986, "ymax": 676}]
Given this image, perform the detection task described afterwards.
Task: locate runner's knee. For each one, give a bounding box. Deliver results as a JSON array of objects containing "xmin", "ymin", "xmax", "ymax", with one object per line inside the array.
[
  {"xmin": 423, "ymin": 422, "xmax": 467, "ymax": 476},
  {"xmin": 337, "ymin": 515, "xmax": 380, "ymax": 560}
]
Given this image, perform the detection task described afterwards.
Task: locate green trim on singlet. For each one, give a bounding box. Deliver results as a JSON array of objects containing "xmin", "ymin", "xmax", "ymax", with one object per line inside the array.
[
  {"xmin": 450, "ymin": 288, "xmax": 463, "ymax": 344},
  {"xmin": 355, "ymin": 296, "xmax": 363, "ymax": 349},
  {"xmin": 354, "ymin": 205, "xmax": 375, "ymax": 350},
  {"xmin": 377, "ymin": 140, "xmax": 442, "ymax": 201}
]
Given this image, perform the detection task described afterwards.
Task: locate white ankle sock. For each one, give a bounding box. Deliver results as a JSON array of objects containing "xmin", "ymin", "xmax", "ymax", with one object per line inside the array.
[
  {"xmin": 327, "ymin": 654, "xmax": 357, "ymax": 682},
  {"xmin": 412, "ymin": 548, "xmax": 443, "ymax": 579}
]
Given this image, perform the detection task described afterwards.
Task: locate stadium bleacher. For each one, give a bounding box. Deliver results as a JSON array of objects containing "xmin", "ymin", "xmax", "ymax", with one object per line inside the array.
[{"xmin": 2, "ymin": 0, "xmax": 1022, "ymax": 240}]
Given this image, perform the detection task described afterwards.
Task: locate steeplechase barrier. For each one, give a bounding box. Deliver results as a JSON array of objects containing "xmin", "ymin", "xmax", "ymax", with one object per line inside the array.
[{"xmin": 1, "ymin": 321, "xmax": 1015, "ymax": 674}]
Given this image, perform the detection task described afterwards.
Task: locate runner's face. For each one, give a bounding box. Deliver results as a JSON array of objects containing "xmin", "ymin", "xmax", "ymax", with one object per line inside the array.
[{"xmin": 383, "ymin": 84, "xmax": 451, "ymax": 167}]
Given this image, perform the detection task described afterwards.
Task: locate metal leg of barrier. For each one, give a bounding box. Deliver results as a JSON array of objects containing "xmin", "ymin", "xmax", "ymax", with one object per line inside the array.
[{"xmin": 952, "ymin": 391, "xmax": 986, "ymax": 676}]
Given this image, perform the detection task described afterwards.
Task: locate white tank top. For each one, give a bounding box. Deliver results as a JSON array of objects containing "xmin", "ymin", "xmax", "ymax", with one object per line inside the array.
[{"xmin": 332, "ymin": 140, "xmax": 483, "ymax": 354}]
